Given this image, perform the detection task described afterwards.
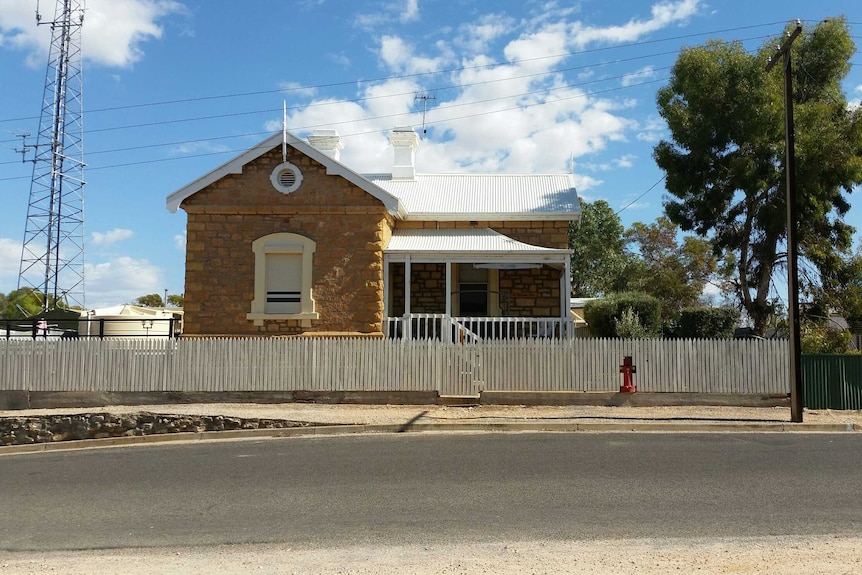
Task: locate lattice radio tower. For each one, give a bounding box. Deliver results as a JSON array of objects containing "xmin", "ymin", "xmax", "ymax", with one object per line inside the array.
[{"xmin": 17, "ymin": 0, "xmax": 86, "ymax": 312}]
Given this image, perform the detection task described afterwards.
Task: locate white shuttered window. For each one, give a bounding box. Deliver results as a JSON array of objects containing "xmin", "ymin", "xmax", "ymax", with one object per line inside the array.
[
  {"xmin": 247, "ymin": 233, "xmax": 318, "ymax": 325},
  {"xmin": 265, "ymin": 253, "xmax": 302, "ymax": 313}
]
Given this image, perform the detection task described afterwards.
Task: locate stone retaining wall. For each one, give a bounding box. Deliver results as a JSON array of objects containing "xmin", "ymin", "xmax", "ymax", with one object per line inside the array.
[{"xmin": 0, "ymin": 412, "xmax": 309, "ymax": 446}]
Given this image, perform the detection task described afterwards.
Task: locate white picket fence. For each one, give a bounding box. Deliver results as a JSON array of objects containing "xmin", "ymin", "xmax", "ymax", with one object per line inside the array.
[{"xmin": 0, "ymin": 337, "xmax": 790, "ymax": 395}]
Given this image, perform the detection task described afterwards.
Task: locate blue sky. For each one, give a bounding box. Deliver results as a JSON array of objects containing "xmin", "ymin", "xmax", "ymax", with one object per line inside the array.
[{"xmin": 1, "ymin": 0, "xmax": 861, "ymax": 309}]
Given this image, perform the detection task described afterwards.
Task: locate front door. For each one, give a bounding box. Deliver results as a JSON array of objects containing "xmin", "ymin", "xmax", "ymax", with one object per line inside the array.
[{"xmin": 458, "ymin": 264, "xmax": 488, "ymax": 316}]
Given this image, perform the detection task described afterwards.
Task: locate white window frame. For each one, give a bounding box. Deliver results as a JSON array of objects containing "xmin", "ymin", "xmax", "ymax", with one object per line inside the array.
[{"xmin": 247, "ymin": 232, "xmax": 318, "ymax": 326}]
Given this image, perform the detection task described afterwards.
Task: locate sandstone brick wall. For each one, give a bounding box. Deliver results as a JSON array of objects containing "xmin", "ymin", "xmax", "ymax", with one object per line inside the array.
[
  {"xmin": 500, "ymin": 267, "xmax": 563, "ymax": 317},
  {"xmin": 389, "ymin": 262, "xmax": 447, "ymax": 315},
  {"xmin": 396, "ymin": 220, "xmax": 570, "ymax": 249},
  {"xmin": 181, "ymin": 145, "xmax": 392, "ymax": 335}
]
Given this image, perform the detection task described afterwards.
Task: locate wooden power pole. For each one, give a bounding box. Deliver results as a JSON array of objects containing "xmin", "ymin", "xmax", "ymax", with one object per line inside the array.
[{"xmin": 766, "ymin": 22, "xmax": 803, "ymax": 423}]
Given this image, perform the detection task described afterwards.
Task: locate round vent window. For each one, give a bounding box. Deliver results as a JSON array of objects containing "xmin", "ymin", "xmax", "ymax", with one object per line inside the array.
[{"xmin": 270, "ymin": 162, "xmax": 303, "ymax": 194}]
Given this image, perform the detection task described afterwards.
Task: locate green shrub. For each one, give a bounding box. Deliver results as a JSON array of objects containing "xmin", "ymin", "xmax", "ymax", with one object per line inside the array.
[
  {"xmin": 675, "ymin": 307, "xmax": 740, "ymax": 339},
  {"xmin": 801, "ymin": 321, "xmax": 853, "ymax": 354},
  {"xmin": 614, "ymin": 307, "xmax": 650, "ymax": 338},
  {"xmin": 583, "ymin": 299, "xmax": 616, "ymax": 337},
  {"xmin": 584, "ymin": 292, "xmax": 661, "ymax": 338}
]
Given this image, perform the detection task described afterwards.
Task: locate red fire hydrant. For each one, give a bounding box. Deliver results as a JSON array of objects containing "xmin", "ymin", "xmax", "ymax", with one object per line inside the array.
[{"xmin": 619, "ymin": 356, "xmax": 636, "ymax": 393}]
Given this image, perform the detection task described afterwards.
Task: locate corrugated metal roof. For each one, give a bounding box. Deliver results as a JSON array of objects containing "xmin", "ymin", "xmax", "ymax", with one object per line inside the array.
[
  {"xmin": 386, "ymin": 228, "xmax": 569, "ymax": 255},
  {"xmin": 365, "ymin": 173, "xmax": 580, "ymax": 220}
]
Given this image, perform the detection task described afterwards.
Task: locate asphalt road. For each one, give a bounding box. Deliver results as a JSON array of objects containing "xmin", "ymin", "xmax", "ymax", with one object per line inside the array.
[{"xmin": 1, "ymin": 433, "xmax": 861, "ymax": 552}]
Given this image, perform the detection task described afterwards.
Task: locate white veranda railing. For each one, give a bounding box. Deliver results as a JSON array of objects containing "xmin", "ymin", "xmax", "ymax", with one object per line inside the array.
[{"xmin": 384, "ymin": 314, "xmax": 577, "ymax": 342}]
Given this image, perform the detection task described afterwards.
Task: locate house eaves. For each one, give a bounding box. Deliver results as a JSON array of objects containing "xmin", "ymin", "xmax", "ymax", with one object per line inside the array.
[{"xmin": 165, "ymin": 132, "xmax": 405, "ymax": 217}]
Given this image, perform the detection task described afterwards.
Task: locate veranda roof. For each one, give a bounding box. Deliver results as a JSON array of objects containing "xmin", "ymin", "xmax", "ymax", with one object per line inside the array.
[{"xmin": 385, "ymin": 228, "xmax": 570, "ymax": 262}]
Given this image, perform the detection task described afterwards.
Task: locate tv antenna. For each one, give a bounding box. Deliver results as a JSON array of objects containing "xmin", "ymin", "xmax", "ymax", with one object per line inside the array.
[
  {"xmin": 414, "ymin": 93, "xmax": 436, "ymax": 134},
  {"xmin": 17, "ymin": 0, "xmax": 87, "ymax": 312}
]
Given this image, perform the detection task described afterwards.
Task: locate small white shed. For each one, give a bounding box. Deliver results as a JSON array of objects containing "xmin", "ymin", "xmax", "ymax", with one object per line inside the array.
[{"xmin": 79, "ymin": 305, "xmax": 181, "ymax": 337}]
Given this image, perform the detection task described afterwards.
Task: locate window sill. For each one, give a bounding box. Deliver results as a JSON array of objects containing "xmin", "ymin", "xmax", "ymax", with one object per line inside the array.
[{"xmin": 247, "ymin": 312, "xmax": 319, "ymax": 327}]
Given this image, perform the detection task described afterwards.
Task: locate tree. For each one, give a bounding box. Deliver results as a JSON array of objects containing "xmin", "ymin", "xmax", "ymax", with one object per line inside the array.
[
  {"xmin": 166, "ymin": 294, "xmax": 184, "ymax": 307},
  {"xmin": 675, "ymin": 307, "xmax": 740, "ymax": 339},
  {"xmin": 801, "ymin": 320, "xmax": 853, "ymax": 354},
  {"xmin": 806, "ymin": 245, "xmax": 862, "ymax": 329},
  {"xmin": 0, "ymin": 288, "xmax": 59, "ymax": 318},
  {"xmin": 654, "ymin": 18, "xmax": 862, "ymax": 335},
  {"xmin": 569, "ymin": 200, "xmax": 631, "ymax": 297},
  {"xmin": 135, "ymin": 294, "xmax": 164, "ymax": 307},
  {"xmin": 624, "ymin": 217, "xmax": 720, "ymax": 325}
]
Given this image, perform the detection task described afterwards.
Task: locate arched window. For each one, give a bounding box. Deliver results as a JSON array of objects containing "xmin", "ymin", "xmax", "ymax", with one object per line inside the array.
[{"xmin": 247, "ymin": 232, "xmax": 318, "ymax": 326}]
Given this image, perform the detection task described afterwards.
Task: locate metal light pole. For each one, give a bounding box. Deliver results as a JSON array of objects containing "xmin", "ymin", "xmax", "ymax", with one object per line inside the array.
[{"xmin": 766, "ymin": 22, "xmax": 803, "ymax": 423}]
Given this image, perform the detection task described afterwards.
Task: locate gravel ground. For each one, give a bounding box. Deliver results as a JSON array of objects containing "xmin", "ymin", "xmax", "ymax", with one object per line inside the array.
[
  {"xmin": 2, "ymin": 535, "xmax": 861, "ymax": 574},
  {"xmin": 4, "ymin": 403, "xmax": 862, "ymax": 427}
]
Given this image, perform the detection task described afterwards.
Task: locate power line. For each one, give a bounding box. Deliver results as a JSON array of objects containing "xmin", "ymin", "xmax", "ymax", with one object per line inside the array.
[
  {"xmin": 616, "ymin": 176, "xmax": 667, "ymax": 216},
  {"xmin": 0, "ymin": 64, "xmax": 672, "ymax": 162},
  {"xmin": 0, "ymin": 74, "xmax": 671, "ymax": 180},
  {"xmin": 1, "ymin": 23, "xmax": 853, "ymax": 146},
  {"xmin": 1, "ymin": 20, "xmax": 858, "ymax": 182},
  {"xmin": 0, "ymin": 38, "xmax": 756, "ymax": 142},
  {"xmin": 86, "ymin": 68, "xmax": 674, "ymax": 136},
  {"xmin": 0, "ymin": 21, "xmax": 798, "ymax": 125}
]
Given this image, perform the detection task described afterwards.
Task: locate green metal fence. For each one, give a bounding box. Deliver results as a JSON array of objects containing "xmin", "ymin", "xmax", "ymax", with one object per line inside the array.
[{"xmin": 802, "ymin": 354, "xmax": 862, "ymax": 410}]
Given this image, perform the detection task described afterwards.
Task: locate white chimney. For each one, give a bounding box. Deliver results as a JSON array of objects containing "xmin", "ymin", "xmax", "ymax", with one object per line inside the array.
[
  {"xmin": 307, "ymin": 129, "xmax": 344, "ymax": 161},
  {"xmin": 390, "ymin": 126, "xmax": 420, "ymax": 180}
]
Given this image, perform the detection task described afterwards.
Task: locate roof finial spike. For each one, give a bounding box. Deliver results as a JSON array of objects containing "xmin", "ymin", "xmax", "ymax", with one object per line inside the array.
[{"xmin": 282, "ymin": 101, "xmax": 288, "ymax": 163}]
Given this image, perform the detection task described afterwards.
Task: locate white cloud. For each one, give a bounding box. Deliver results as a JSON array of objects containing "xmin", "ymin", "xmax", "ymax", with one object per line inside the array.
[
  {"xmin": 90, "ymin": 228, "xmax": 134, "ymax": 248},
  {"xmin": 84, "ymin": 256, "xmax": 163, "ymax": 308},
  {"xmin": 282, "ymin": 1, "xmax": 700, "ymax": 177},
  {"xmin": 615, "ymin": 154, "xmax": 636, "ymax": 169},
  {"xmin": 0, "ymin": 0, "xmax": 187, "ymax": 68},
  {"xmin": 401, "ymin": 0, "xmax": 420, "ymax": 23},
  {"xmin": 280, "ymin": 81, "xmax": 318, "ymax": 98},
  {"xmin": 571, "ymin": 173, "xmax": 603, "ymax": 193},
  {"xmin": 356, "ymin": 0, "xmax": 422, "ymax": 29},
  {"xmin": 636, "ymin": 116, "xmax": 667, "ymax": 142},
  {"xmin": 504, "ymin": 22, "xmax": 570, "ymax": 69},
  {"xmin": 456, "ymin": 14, "xmax": 516, "ymax": 54},
  {"xmin": 173, "ymin": 231, "xmax": 186, "ymax": 250},
  {"xmin": 568, "ymin": 0, "xmax": 701, "ymax": 48},
  {"xmin": 0, "ymin": 238, "xmax": 21, "ymax": 293},
  {"xmin": 379, "ymin": 35, "xmax": 449, "ymax": 74},
  {"xmin": 1, "ymin": 236, "xmax": 163, "ymax": 307},
  {"xmin": 581, "ymin": 154, "xmax": 637, "ymax": 172},
  {"xmin": 618, "ymin": 200, "xmax": 651, "ymax": 212},
  {"xmin": 621, "ymin": 66, "xmax": 656, "ymax": 87},
  {"xmin": 328, "ymin": 53, "xmax": 351, "ymax": 67},
  {"xmin": 170, "ymin": 141, "xmax": 231, "ymax": 155}
]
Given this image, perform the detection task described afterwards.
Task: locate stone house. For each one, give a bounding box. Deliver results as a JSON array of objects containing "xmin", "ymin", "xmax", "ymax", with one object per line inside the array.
[{"xmin": 166, "ymin": 127, "xmax": 581, "ymax": 339}]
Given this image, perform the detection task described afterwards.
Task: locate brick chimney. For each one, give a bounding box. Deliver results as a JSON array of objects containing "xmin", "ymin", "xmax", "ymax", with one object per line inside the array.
[
  {"xmin": 307, "ymin": 129, "xmax": 344, "ymax": 161},
  {"xmin": 390, "ymin": 126, "xmax": 420, "ymax": 180}
]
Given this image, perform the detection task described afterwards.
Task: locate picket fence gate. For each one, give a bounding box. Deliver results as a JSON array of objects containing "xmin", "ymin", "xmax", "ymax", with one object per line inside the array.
[{"xmin": 0, "ymin": 337, "xmax": 790, "ymax": 396}]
